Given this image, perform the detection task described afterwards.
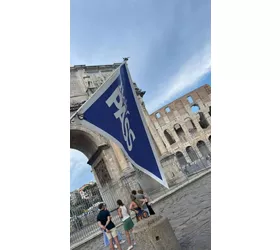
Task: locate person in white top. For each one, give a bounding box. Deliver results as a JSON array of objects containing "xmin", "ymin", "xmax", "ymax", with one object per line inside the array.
[{"xmin": 117, "ymin": 199, "xmax": 135, "ymax": 250}]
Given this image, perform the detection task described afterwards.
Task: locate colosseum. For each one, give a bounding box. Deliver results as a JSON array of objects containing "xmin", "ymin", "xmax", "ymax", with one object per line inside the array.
[{"xmin": 70, "ymin": 63, "xmax": 211, "ymax": 210}]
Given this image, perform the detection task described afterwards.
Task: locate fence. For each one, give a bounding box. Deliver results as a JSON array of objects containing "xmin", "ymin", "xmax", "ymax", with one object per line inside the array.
[
  {"xmin": 70, "ymin": 155, "xmax": 211, "ymax": 247},
  {"xmin": 70, "ymin": 181, "xmax": 126, "ymax": 245},
  {"xmin": 147, "ymin": 154, "xmax": 211, "ymax": 201}
]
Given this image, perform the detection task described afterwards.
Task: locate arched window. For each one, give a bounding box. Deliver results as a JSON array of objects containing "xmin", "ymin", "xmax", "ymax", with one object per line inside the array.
[
  {"xmin": 209, "ymin": 106, "xmax": 211, "ymax": 116},
  {"xmin": 174, "ymin": 124, "xmax": 186, "ymax": 141},
  {"xmin": 186, "ymin": 146, "xmax": 198, "ymax": 162},
  {"xmin": 197, "ymin": 140, "xmax": 210, "ymax": 157},
  {"xmin": 208, "ymin": 135, "xmax": 211, "ymax": 143},
  {"xmin": 191, "ymin": 104, "xmax": 200, "ymax": 113},
  {"xmin": 176, "ymin": 151, "xmax": 188, "ymax": 168},
  {"xmin": 185, "ymin": 118, "xmax": 197, "ymax": 134},
  {"xmin": 198, "ymin": 112, "xmax": 209, "ymax": 129},
  {"xmin": 187, "ymin": 96, "xmax": 194, "ymax": 104},
  {"xmin": 164, "ymin": 130, "xmax": 176, "ymax": 145},
  {"xmin": 155, "ymin": 112, "xmax": 161, "ymax": 118},
  {"xmin": 165, "ymin": 107, "xmax": 171, "ymax": 113}
]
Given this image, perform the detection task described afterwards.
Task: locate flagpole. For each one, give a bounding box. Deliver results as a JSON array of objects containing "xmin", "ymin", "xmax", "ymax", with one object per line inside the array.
[{"xmin": 70, "ymin": 60, "xmax": 126, "ymax": 121}]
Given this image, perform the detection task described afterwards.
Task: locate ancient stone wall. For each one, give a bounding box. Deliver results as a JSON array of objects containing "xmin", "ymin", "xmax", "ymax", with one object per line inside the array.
[
  {"xmin": 70, "ymin": 63, "xmax": 211, "ymax": 208},
  {"xmin": 148, "ymin": 85, "xmax": 211, "ymax": 184}
]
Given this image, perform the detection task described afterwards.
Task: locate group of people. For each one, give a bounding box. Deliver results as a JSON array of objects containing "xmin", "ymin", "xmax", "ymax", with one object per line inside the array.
[{"xmin": 97, "ymin": 189, "xmax": 155, "ymax": 250}]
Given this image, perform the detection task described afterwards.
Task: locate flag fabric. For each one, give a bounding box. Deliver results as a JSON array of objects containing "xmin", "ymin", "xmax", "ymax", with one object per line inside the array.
[{"xmin": 74, "ymin": 63, "xmax": 168, "ymax": 188}]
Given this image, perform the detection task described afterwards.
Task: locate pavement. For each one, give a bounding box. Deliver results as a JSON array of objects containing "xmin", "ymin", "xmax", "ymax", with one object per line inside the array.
[{"xmin": 73, "ymin": 171, "xmax": 211, "ymax": 250}]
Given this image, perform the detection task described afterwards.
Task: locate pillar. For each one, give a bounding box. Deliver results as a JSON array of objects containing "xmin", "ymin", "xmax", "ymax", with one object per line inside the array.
[{"xmin": 133, "ymin": 215, "xmax": 182, "ymax": 250}]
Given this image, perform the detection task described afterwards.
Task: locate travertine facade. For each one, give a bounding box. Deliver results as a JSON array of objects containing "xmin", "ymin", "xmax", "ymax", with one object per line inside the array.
[
  {"xmin": 147, "ymin": 85, "xmax": 211, "ymax": 185},
  {"xmin": 70, "ymin": 63, "xmax": 211, "ymax": 210}
]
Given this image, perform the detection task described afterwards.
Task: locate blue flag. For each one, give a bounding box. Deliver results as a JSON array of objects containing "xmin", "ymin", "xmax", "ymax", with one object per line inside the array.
[{"xmin": 74, "ymin": 63, "xmax": 168, "ymax": 187}]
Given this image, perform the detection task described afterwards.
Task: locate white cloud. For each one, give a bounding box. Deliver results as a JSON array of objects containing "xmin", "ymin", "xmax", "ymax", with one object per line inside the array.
[
  {"xmin": 70, "ymin": 149, "xmax": 93, "ymax": 191},
  {"xmin": 146, "ymin": 43, "xmax": 211, "ymax": 113}
]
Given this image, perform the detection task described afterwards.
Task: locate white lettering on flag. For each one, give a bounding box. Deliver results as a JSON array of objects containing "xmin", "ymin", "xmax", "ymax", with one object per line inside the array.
[{"xmin": 105, "ymin": 86, "xmax": 136, "ymax": 151}]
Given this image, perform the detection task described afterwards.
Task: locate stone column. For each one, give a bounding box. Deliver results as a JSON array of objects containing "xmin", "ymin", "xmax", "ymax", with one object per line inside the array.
[
  {"xmin": 171, "ymin": 129, "xmax": 180, "ymax": 143},
  {"xmin": 158, "ymin": 129, "xmax": 172, "ymax": 151},
  {"xmin": 183, "ymin": 151, "xmax": 192, "ymax": 163},
  {"xmin": 180, "ymin": 123, "xmax": 193, "ymax": 141},
  {"xmin": 191, "ymin": 117, "xmax": 204, "ymax": 133},
  {"xmin": 203, "ymin": 111, "xmax": 211, "ymax": 125},
  {"xmin": 143, "ymin": 113, "xmax": 168, "ymax": 156},
  {"xmin": 194, "ymin": 144, "xmax": 203, "ymax": 158},
  {"xmin": 110, "ymin": 141, "xmax": 130, "ymax": 171}
]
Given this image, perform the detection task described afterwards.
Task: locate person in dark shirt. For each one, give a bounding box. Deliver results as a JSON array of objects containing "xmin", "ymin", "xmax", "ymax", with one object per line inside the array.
[{"xmin": 97, "ymin": 203, "xmax": 122, "ymax": 250}]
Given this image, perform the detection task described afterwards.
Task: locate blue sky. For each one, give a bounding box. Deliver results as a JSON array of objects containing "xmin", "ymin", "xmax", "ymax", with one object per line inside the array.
[{"xmin": 70, "ymin": 0, "xmax": 211, "ymax": 191}]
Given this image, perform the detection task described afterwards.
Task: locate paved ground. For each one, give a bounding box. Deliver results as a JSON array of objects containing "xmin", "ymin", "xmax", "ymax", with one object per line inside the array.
[{"xmin": 74, "ymin": 172, "xmax": 211, "ymax": 250}]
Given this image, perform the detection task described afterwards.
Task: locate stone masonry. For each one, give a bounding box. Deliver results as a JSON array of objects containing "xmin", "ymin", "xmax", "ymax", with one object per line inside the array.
[{"xmin": 70, "ymin": 63, "xmax": 211, "ymax": 209}]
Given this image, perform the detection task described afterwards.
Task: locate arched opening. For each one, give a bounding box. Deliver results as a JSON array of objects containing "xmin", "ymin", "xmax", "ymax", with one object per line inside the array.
[
  {"xmin": 209, "ymin": 135, "xmax": 211, "ymax": 143},
  {"xmin": 176, "ymin": 151, "xmax": 188, "ymax": 169},
  {"xmin": 70, "ymin": 129, "xmax": 98, "ymax": 159},
  {"xmin": 191, "ymin": 104, "xmax": 200, "ymax": 113},
  {"xmin": 187, "ymin": 96, "xmax": 194, "ymax": 104},
  {"xmin": 209, "ymin": 106, "xmax": 211, "ymax": 116},
  {"xmin": 70, "ymin": 129, "xmax": 112, "ymax": 188},
  {"xmin": 70, "ymin": 149, "xmax": 103, "ymax": 235},
  {"xmin": 165, "ymin": 106, "xmax": 171, "ymax": 113},
  {"xmin": 198, "ymin": 112, "xmax": 209, "ymax": 129},
  {"xmin": 186, "ymin": 146, "xmax": 198, "ymax": 162},
  {"xmin": 174, "ymin": 123, "xmax": 187, "ymax": 141},
  {"xmin": 155, "ymin": 112, "xmax": 161, "ymax": 118},
  {"xmin": 185, "ymin": 118, "xmax": 197, "ymax": 134},
  {"xmin": 197, "ymin": 140, "xmax": 210, "ymax": 157},
  {"xmin": 164, "ymin": 129, "xmax": 176, "ymax": 145},
  {"xmin": 70, "ymin": 129, "xmax": 118, "ymax": 238}
]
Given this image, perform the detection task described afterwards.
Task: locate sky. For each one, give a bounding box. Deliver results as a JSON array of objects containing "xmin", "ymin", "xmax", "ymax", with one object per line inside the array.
[{"xmin": 70, "ymin": 0, "xmax": 211, "ymax": 192}]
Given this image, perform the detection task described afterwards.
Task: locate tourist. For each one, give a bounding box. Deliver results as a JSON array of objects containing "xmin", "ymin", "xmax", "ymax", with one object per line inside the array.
[
  {"xmin": 117, "ymin": 199, "xmax": 135, "ymax": 250},
  {"xmin": 97, "ymin": 203, "xmax": 122, "ymax": 250},
  {"xmin": 129, "ymin": 194, "xmax": 143, "ymax": 222},
  {"xmin": 132, "ymin": 190, "xmax": 150, "ymax": 217},
  {"xmin": 138, "ymin": 189, "xmax": 155, "ymax": 215},
  {"xmin": 101, "ymin": 228, "xmax": 125, "ymax": 249},
  {"xmin": 99, "ymin": 204, "xmax": 125, "ymax": 249}
]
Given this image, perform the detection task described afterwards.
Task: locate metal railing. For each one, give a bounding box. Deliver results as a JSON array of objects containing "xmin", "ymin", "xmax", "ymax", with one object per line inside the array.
[{"xmin": 70, "ymin": 155, "xmax": 211, "ymax": 247}]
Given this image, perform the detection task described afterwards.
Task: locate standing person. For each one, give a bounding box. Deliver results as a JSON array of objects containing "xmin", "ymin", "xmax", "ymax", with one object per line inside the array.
[
  {"xmin": 97, "ymin": 203, "xmax": 122, "ymax": 250},
  {"xmin": 117, "ymin": 200, "xmax": 135, "ymax": 250},
  {"xmin": 132, "ymin": 190, "xmax": 150, "ymax": 217},
  {"xmin": 99, "ymin": 204, "xmax": 125, "ymax": 248},
  {"xmin": 138, "ymin": 189, "xmax": 155, "ymax": 215},
  {"xmin": 129, "ymin": 194, "xmax": 143, "ymax": 222},
  {"xmin": 101, "ymin": 228, "xmax": 125, "ymax": 249}
]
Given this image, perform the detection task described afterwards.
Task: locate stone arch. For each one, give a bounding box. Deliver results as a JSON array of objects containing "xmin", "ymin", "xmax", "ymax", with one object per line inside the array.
[
  {"xmin": 191, "ymin": 104, "xmax": 200, "ymax": 113},
  {"xmin": 185, "ymin": 118, "xmax": 197, "ymax": 134},
  {"xmin": 164, "ymin": 129, "xmax": 176, "ymax": 145},
  {"xmin": 174, "ymin": 123, "xmax": 186, "ymax": 141},
  {"xmin": 70, "ymin": 128, "xmax": 98, "ymax": 160},
  {"xmin": 198, "ymin": 112, "xmax": 209, "ymax": 129},
  {"xmin": 186, "ymin": 146, "xmax": 198, "ymax": 162},
  {"xmin": 175, "ymin": 151, "xmax": 187, "ymax": 168},
  {"xmin": 70, "ymin": 127, "xmax": 112, "ymax": 187},
  {"xmin": 197, "ymin": 140, "xmax": 210, "ymax": 157}
]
